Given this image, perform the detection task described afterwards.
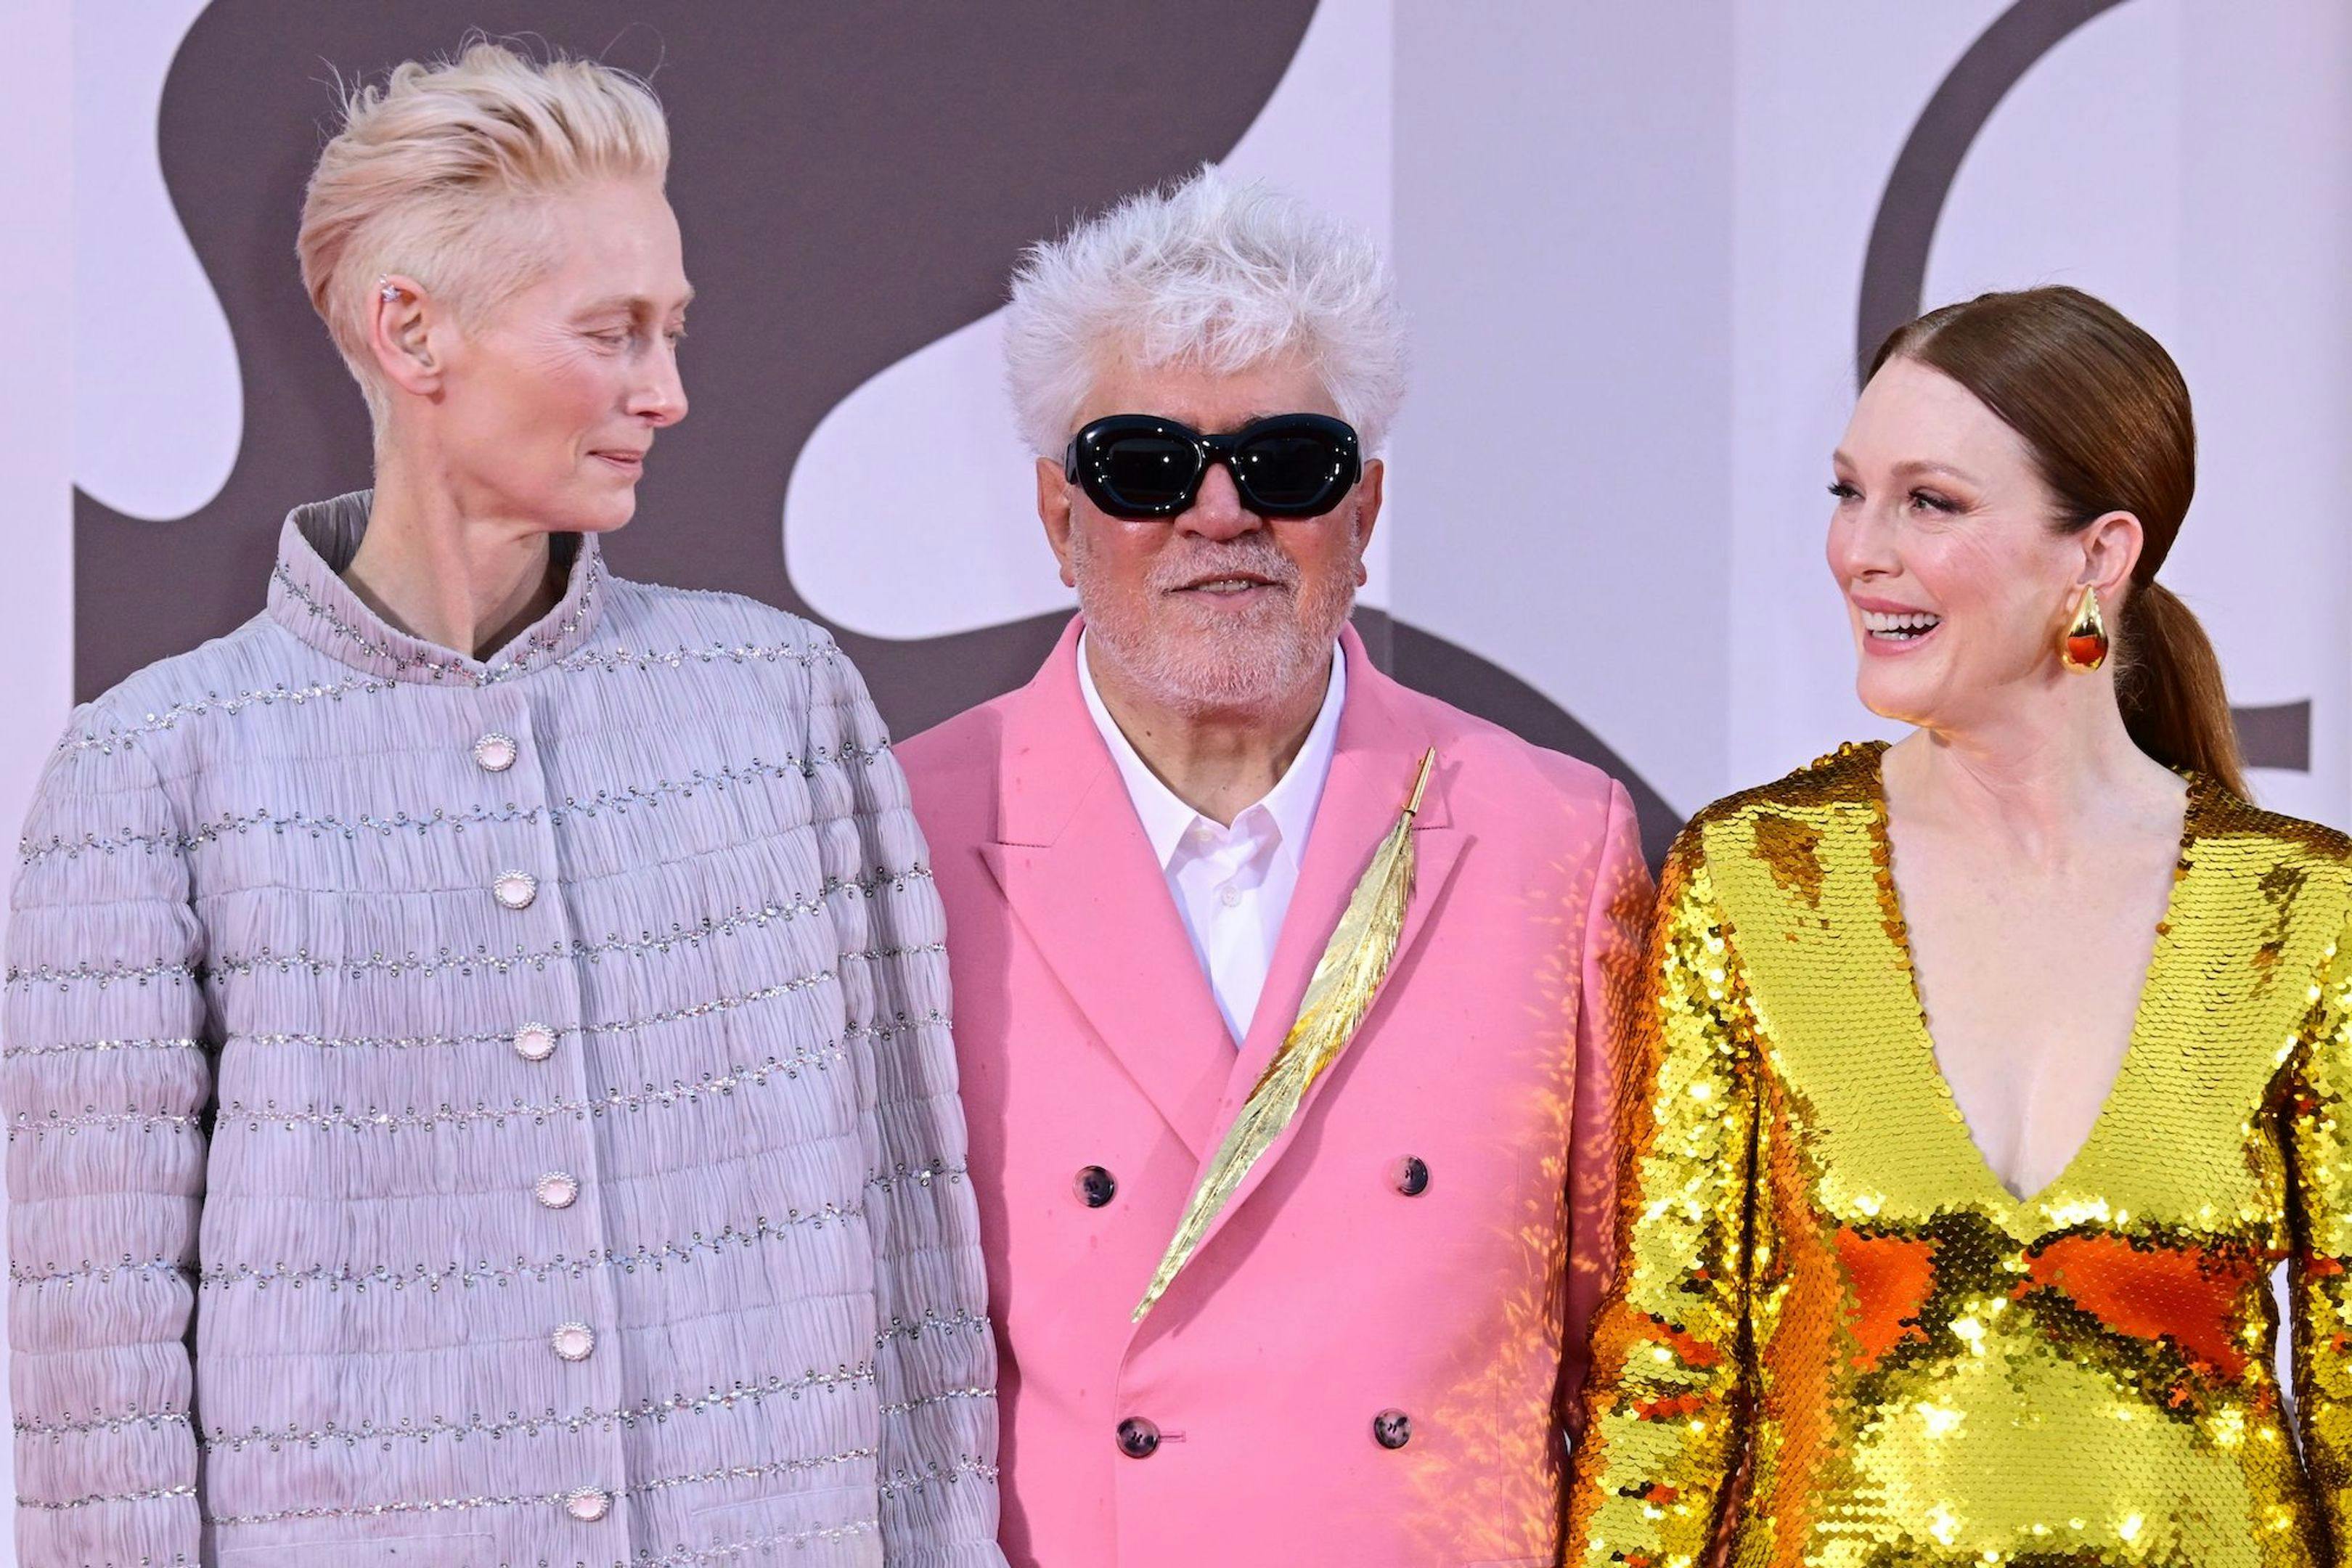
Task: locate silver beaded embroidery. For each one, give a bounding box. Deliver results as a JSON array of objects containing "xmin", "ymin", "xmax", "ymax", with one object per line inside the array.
[
  {"xmin": 5, "ymin": 957, "xmax": 195, "ymax": 992},
  {"xmin": 16, "ymin": 1481, "xmax": 197, "ymax": 1511},
  {"xmin": 11, "ymin": 1256, "xmax": 193, "ymax": 1288},
  {"xmin": 676, "ymin": 1517, "xmax": 881, "ymax": 1562},
  {"xmin": 20, "ymin": 749, "xmax": 902, "ymax": 863},
  {"xmin": 208, "ymin": 898, "xmax": 834, "ymax": 985},
  {"xmin": 1, "ymin": 1034, "xmax": 200, "ymax": 1060},
  {"xmin": 233, "ymin": 973, "xmax": 838, "ymax": 1053},
  {"xmin": 201, "ymin": 1364, "xmax": 878, "ymax": 1450},
  {"xmin": 217, "ymin": 1043, "xmax": 850, "ymax": 1135},
  {"xmin": 49, "ymin": 639, "xmax": 842, "ymax": 756},
  {"xmin": 15, "ymin": 1405, "xmax": 189, "ymax": 1438},
  {"xmin": 197, "ymin": 1205, "xmax": 863, "ymax": 1292},
  {"xmin": 267, "ymin": 551, "xmax": 606, "ymax": 687},
  {"xmin": 201, "ymin": 1444, "xmax": 879, "ymax": 1527}
]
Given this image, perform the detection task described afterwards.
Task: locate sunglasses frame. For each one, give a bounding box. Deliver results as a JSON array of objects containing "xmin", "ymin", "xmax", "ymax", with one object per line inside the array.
[{"xmin": 1063, "ymin": 412, "xmax": 1363, "ymax": 521}]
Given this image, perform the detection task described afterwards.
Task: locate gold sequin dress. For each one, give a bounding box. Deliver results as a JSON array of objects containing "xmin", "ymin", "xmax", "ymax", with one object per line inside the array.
[{"xmin": 1567, "ymin": 741, "xmax": 2352, "ymax": 1568}]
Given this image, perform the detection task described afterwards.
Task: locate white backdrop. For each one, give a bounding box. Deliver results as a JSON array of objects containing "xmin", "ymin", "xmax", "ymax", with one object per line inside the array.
[{"xmin": 5, "ymin": 1, "xmax": 2351, "ymax": 1554}]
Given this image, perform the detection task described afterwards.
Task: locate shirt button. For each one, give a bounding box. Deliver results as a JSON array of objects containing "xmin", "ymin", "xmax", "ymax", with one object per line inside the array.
[
  {"xmin": 1373, "ymin": 1409, "xmax": 1413, "ymax": 1449},
  {"xmin": 493, "ymin": 871, "xmax": 538, "ymax": 910},
  {"xmin": 1074, "ymin": 1166, "xmax": 1117, "ymax": 1209},
  {"xmin": 563, "ymin": 1487, "xmax": 611, "ymax": 1523},
  {"xmin": 536, "ymin": 1172, "xmax": 581, "ymax": 1210},
  {"xmin": 513, "ymin": 1023, "xmax": 558, "ymax": 1063},
  {"xmin": 1116, "ymin": 1417, "xmax": 1160, "ymax": 1458},
  {"xmin": 550, "ymin": 1322, "xmax": 596, "ymax": 1362},
  {"xmin": 1392, "ymin": 1156, "xmax": 1430, "ymax": 1197},
  {"xmin": 473, "ymin": 732, "xmax": 518, "ymax": 772},
  {"xmin": 1190, "ymin": 822, "xmax": 1215, "ymax": 846},
  {"xmin": 1217, "ymin": 885, "xmax": 1241, "ymax": 909}
]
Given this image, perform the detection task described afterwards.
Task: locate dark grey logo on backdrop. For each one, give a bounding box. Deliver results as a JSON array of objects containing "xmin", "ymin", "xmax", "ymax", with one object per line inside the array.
[
  {"xmin": 1857, "ymin": 0, "xmax": 2308, "ymax": 771},
  {"xmin": 82, "ymin": 2, "xmax": 1681, "ymax": 860}
]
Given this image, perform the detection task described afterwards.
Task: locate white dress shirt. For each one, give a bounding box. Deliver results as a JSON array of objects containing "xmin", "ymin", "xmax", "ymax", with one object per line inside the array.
[{"xmin": 1077, "ymin": 635, "xmax": 1347, "ymax": 1042}]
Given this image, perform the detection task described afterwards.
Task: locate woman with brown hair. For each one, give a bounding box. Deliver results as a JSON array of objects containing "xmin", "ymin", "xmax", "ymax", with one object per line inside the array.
[{"xmin": 1566, "ymin": 285, "xmax": 2352, "ymax": 1564}]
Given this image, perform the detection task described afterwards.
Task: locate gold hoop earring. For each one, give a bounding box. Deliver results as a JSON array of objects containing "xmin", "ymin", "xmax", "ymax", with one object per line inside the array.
[{"xmin": 2060, "ymin": 584, "xmax": 2109, "ymax": 673}]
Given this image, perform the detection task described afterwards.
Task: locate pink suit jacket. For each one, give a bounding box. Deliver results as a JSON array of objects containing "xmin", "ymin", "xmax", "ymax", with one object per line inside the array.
[{"xmin": 899, "ymin": 619, "xmax": 1652, "ymax": 1568}]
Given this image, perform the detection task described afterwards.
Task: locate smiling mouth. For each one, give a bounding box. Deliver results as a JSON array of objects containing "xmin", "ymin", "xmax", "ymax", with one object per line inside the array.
[{"xmin": 1860, "ymin": 608, "xmax": 1942, "ymax": 642}]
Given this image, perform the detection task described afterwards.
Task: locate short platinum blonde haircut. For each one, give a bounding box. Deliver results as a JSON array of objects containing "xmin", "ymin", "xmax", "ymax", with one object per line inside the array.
[
  {"xmin": 1004, "ymin": 166, "xmax": 1407, "ymax": 457},
  {"xmin": 297, "ymin": 40, "xmax": 669, "ymax": 420}
]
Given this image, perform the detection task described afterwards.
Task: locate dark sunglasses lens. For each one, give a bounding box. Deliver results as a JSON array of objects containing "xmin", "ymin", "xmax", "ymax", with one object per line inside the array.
[
  {"xmin": 1095, "ymin": 435, "xmax": 1201, "ymax": 513},
  {"xmin": 1233, "ymin": 428, "xmax": 1349, "ymax": 513}
]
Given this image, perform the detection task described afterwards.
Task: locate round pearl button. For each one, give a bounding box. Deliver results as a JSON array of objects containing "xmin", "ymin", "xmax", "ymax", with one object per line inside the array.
[
  {"xmin": 550, "ymin": 1322, "xmax": 596, "ymax": 1362},
  {"xmin": 1217, "ymin": 885, "xmax": 1241, "ymax": 909},
  {"xmin": 493, "ymin": 871, "xmax": 538, "ymax": 910},
  {"xmin": 536, "ymin": 1172, "xmax": 580, "ymax": 1210},
  {"xmin": 473, "ymin": 732, "xmax": 518, "ymax": 772},
  {"xmin": 513, "ymin": 1023, "xmax": 558, "ymax": 1063},
  {"xmin": 564, "ymin": 1487, "xmax": 611, "ymax": 1523}
]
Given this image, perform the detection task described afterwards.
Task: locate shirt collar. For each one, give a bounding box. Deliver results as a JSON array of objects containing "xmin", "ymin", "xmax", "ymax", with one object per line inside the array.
[
  {"xmin": 1077, "ymin": 633, "xmax": 1347, "ymax": 872},
  {"xmin": 265, "ymin": 489, "xmax": 606, "ymax": 685}
]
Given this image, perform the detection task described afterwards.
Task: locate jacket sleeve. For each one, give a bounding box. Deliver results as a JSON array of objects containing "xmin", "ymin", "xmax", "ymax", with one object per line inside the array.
[
  {"xmin": 2287, "ymin": 902, "xmax": 2352, "ymax": 1546},
  {"xmin": 5, "ymin": 722, "xmax": 209, "ymax": 1567},
  {"xmin": 803, "ymin": 638, "xmax": 1006, "ymax": 1567},
  {"xmin": 1560, "ymin": 780, "xmax": 1657, "ymax": 1440},
  {"xmin": 1564, "ymin": 828, "xmax": 1760, "ymax": 1564}
]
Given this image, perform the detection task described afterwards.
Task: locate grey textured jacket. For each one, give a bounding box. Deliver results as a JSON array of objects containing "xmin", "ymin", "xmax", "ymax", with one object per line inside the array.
[{"xmin": 4, "ymin": 495, "xmax": 1003, "ymax": 1567}]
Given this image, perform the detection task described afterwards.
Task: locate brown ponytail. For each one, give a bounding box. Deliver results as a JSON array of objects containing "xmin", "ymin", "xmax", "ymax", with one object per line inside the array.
[
  {"xmin": 2119, "ymin": 581, "xmax": 2242, "ymax": 795},
  {"xmin": 1870, "ymin": 286, "xmax": 2247, "ymax": 799}
]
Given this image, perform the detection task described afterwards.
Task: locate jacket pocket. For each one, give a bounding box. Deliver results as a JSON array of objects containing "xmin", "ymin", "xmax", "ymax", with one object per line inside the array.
[
  {"xmin": 216, "ymin": 1532, "xmax": 494, "ymax": 1566},
  {"xmin": 688, "ymin": 1482, "xmax": 881, "ymax": 1564}
]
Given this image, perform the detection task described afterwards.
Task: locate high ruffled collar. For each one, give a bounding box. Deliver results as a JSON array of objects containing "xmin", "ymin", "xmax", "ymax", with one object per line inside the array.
[{"xmin": 264, "ymin": 491, "xmax": 605, "ymax": 685}]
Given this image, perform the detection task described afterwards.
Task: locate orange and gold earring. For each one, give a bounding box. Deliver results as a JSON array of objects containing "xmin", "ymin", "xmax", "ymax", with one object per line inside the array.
[{"xmin": 2059, "ymin": 584, "xmax": 2109, "ymax": 672}]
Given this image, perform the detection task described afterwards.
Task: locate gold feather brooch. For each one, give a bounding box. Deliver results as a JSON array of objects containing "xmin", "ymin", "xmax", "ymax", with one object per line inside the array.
[{"xmin": 1133, "ymin": 747, "xmax": 1438, "ymax": 1323}]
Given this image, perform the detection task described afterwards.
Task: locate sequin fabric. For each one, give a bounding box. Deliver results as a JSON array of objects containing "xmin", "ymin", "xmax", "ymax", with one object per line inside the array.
[{"xmin": 1567, "ymin": 740, "xmax": 2352, "ymax": 1567}]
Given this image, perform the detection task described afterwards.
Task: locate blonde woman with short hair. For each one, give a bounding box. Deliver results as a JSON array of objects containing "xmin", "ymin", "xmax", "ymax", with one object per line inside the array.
[{"xmin": 6, "ymin": 41, "xmax": 1004, "ymax": 1567}]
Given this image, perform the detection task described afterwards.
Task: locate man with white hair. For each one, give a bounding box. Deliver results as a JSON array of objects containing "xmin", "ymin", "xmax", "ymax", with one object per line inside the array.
[{"xmin": 897, "ymin": 168, "xmax": 1652, "ymax": 1566}]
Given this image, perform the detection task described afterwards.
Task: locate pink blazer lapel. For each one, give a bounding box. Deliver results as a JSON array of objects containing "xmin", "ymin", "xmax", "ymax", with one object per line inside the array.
[
  {"xmin": 977, "ymin": 621, "xmax": 1233, "ymax": 1161},
  {"xmin": 1145, "ymin": 629, "xmax": 1469, "ymax": 1312}
]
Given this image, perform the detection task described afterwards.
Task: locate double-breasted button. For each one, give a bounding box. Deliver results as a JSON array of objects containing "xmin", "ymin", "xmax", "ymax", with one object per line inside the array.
[
  {"xmin": 1116, "ymin": 1417, "xmax": 1160, "ymax": 1458},
  {"xmin": 536, "ymin": 1172, "xmax": 580, "ymax": 1210},
  {"xmin": 1075, "ymin": 1166, "xmax": 1117, "ymax": 1209},
  {"xmin": 1392, "ymin": 1156, "xmax": 1430, "ymax": 1197},
  {"xmin": 513, "ymin": 1023, "xmax": 558, "ymax": 1063},
  {"xmin": 563, "ymin": 1487, "xmax": 611, "ymax": 1523},
  {"xmin": 551, "ymin": 1322, "xmax": 596, "ymax": 1362},
  {"xmin": 493, "ymin": 870, "xmax": 539, "ymax": 910},
  {"xmin": 473, "ymin": 732, "xmax": 518, "ymax": 772},
  {"xmin": 1373, "ymin": 1409, "xmax": 1413, "ymax": 1450}
]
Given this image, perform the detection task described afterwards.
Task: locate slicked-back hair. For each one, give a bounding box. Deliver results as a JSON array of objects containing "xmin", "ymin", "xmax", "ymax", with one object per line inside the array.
[{"xmin": 297, "ymin": 38, "xmax": 669, "ymax": 423}]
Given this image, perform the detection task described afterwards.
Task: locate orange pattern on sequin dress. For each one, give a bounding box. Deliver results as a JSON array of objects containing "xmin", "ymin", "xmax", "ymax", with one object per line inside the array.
[{"xmin": 1566, "ymin": 741, "xmax": 2352, "ymax": 1568}]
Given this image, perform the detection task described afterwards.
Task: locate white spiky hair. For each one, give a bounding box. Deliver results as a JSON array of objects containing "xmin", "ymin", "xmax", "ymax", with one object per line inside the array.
[{"xmin": 1003, "ymin": 166, "xmax": 1408, "ymax": 457}]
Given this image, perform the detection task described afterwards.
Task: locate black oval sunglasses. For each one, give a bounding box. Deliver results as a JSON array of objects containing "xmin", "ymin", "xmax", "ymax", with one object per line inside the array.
[{"xmin": 1064, "ymin": 412, "xmax": 1362, "ymax": 521}]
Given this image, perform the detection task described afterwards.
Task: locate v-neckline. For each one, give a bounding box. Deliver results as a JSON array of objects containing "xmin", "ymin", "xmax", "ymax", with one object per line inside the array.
[{"xmin": 1860, "ymin": 741, "xmax": 2203, "ymax": 1214}]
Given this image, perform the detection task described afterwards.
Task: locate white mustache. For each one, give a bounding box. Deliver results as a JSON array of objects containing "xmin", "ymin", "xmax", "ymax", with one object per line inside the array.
[{"xmin": 1148, "ymin": 546, "xmax": 1301, "ymax": 595}]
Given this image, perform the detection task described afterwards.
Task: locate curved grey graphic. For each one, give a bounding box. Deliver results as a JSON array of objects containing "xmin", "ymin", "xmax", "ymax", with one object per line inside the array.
[
  {"xmin": 1856, "ymin": 0, "xmax": 2305, "ymax": 772},
  {"xmin": 1855, "ymin": 0, "xmax": 2132, "ymax": 384},
  {"xmin": 89, "ymin": 1, "xmax": 1679, "ymax": 859}
]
